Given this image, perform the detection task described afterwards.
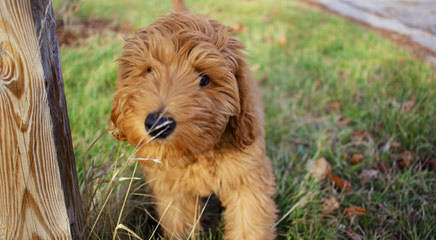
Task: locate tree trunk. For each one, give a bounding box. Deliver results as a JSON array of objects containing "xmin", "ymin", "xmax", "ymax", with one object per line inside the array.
[{"xmin": 0, "ymin": 0, "xmax": 84, "ymax": 239}]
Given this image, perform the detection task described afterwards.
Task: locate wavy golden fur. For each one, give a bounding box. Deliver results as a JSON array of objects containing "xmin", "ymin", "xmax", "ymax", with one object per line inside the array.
[{"xmin": 110, "ymin": 1, "xmax": 277, "ymax": 239}]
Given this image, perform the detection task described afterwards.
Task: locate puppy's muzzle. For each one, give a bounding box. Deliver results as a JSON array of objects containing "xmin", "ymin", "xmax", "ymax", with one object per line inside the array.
[{"xmin": 145, "ymin": 112, "xmax": 176, "ymax": 139}]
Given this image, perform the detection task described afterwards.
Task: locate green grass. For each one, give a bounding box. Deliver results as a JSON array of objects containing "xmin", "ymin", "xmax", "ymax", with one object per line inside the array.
[{"xmin": 56, "ymin": 0, "xmax": 436, "ymax": 239}]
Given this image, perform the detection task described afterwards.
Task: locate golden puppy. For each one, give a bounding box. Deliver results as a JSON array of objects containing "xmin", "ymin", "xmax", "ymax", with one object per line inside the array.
[{"xmin": 110, "ymin": 1, "xmax": 277, "ymax": 239}]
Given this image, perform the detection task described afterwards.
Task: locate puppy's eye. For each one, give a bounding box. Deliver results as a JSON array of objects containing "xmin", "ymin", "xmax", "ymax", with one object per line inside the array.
[
  {"xmin": 146, "ymin": 67, "xmax": 152, "ymax": 73},
  {"xmin": 199, "ymin": 74, "xmax": 210, "ymax": 87}
]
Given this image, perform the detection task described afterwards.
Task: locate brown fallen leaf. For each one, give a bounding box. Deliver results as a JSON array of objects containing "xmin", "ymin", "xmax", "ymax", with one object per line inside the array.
[
  {"xmin": 374, "ymin": 120, "xmax": 383, "ymax": 133},
  {"xmin": 278, "ymin": 36, "xmax": 287, "ymax": 45},
  {"xmin": 340, "ymin": 70, "xmax": 350, "ymax": 80},
  {"xmin": 346, "ymin": 228, "xmax": 363, "ymax": 240},
  {"xmin": 338, "ymin": 116, "xmax": 351, "ymax": 126},
  {"xmin": 326, "ymin": 101, "xmax": 341, "ymax": 113},
  {"xmin": 308, "ymin": 158, "xmax": 332, "ymax": 180},
  {"xmin": 321, "ymin": 196, "xmax": 339, "ymax": 214},
  {"xmin": 374, "ymin": 162, "xmax": 390, "ymax": 173},
  {"xmin": 263, "ymin": 16, "xmax": 272, "ymax": 23},
  {"xmin": 314, "ymin": 79, "xmax": 322, "ymax": 90},
  {"xmin": 359, "ymin": 169, "xmax": 379, "ymax": 184},
  {"xmin": 401, "ymin": 97, "xmax": 415, "ymax": 113},
  {"xmin": 259, "ymin": 75, "xmax": 268, "ymax": 85},
  {"xmin": 344, "ymin": 206, "xmax": 367, "ymax": 220},
  {"xmin": 234, "ymin": 23, "xmax": 247, "ymax": 34},
  {"xmin": 350, "ymin": 153, "xmax": 364, "ymax": 165},
  {"xmin": 270, "ymin": 6, "xmax": 278, "ymax": 16},
  {"xmin": 391, "ymin": 140, "xmax": 402, "ymax": 149},
  {"xmin": 263, "ymin": 33, "xmax": 273, "ymax": 43},
  {"xmin": 398, "ymin": 57, "xmax": 406, "ymax": 64},
  {"xmin": 397, "ymin": 150, "xmax": 413, "ymax": 168},
  {"xmin": 351, "ymin": 130, "xmax": 372, "ymax": 141},
  {"xmin": 328, "ymin": 173, "xmax": 351, "ymax": 191},
  {"xmin": 250, "ymin": 64, "xmax": 260, "ymax": 72}
]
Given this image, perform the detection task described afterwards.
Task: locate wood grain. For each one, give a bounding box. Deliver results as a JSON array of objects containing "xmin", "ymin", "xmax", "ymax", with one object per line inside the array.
[
  {"xmin": 32, "ymin": 0, "xmax": 85, "ymax": 238},
  {"xmin": 0, "ymin": 1, "xmax": 71, "ymax": 239}
]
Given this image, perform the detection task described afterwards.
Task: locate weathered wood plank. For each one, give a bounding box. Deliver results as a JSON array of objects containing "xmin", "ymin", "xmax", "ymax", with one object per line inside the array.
[
  {"xmin": 0, "ymin": 0, "xmax": 74, "ymax": 239},
  {"xmin": 31, "ymin": 0, "xmax": 85, "ymax": 238}
]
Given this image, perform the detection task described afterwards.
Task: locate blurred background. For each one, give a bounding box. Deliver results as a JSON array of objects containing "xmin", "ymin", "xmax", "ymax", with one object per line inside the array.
[{"xmin": 52, "ymin": 0, "xmax": 436, "ymax": 239}]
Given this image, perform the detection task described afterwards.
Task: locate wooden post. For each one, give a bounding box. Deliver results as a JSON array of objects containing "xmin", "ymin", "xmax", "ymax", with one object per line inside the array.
[{"xmin": 0, "ymin": 0, "xmax": 84, "ymax": 239}]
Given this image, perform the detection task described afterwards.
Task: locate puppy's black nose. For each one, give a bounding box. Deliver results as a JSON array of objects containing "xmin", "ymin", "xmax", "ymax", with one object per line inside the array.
[{"xmin": 145, "ymin": 112, "xmax": 176, "ymax": 139}]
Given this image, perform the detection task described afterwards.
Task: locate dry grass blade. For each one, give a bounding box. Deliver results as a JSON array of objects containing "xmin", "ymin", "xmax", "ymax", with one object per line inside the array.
[
  {"xmin": 113, "ymin": 162, "xmax": 139, "ymax": 240},
  {"xmin": 85, "ymin": 148, "xmax": 129, "ymax": 239},
  {"xmin": 146, "ymin": 108, "xmax": 169, "ymax": 134},
  {"xmin": 135, "ymin": 158, "xmax": 161, "ymax": 163},
  {"xmin": 83, "ymin": 130, "xmax": 108, "ymax": 208},
  {"xmin": 145, "ymin": 125, "xmax": 170, "ymax": 144},
  {"xmin": 151, "ymin": 120, "xmax": 172, "ymax": 132},
  {"xmin": 87, "ymin": 179, "xmax": 117, "ymax": 240},
  {"xmin": 147, "ymin": 200, "xmax": 174, "ymax": 240},
  {"xmin": 113, "ymin": 224, "xmax": 143, "ymax": 240},
  {"xmin": 273, "ymin": 192, "xmax": 312, "ymax": 228},
  {"xmin": 187, "ymin": 193, "xmax": 213, "ymax": 239}
]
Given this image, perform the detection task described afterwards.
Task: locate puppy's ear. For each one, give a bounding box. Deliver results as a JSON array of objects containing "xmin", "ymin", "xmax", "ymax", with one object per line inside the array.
[
  {"xmin": 228, "ymin": 56, "xmax": 259, "ymax": 148},
  {"xmin": 109, "ymin": 90, "xmax": 128, "ymax": 141},
  {"xmin": 214, "ymin": 32, "xmax": 259, "ymax": 148}
]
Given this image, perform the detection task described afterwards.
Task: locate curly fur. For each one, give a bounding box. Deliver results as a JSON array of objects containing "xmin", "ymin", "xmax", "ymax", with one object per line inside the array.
[{"xmin": 110, "ymin": 4, "xmax": 277, "ymax": 239}]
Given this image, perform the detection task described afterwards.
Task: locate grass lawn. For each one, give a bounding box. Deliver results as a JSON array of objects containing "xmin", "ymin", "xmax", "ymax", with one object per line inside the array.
[{"xmin": 55, "ymin": 0, "xmax": 436, "ymax": 239}]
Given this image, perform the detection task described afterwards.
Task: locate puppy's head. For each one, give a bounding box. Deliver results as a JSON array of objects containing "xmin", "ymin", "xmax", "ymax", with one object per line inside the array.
[{"xmin": 110, "ymin": 13, "xmax": 257, "ymax": 162}]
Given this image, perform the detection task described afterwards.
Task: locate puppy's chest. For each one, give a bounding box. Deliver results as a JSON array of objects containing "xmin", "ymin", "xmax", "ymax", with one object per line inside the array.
[{"xmin": 146, "ymin": 157, "xmax": 221, "ymax": 196}]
